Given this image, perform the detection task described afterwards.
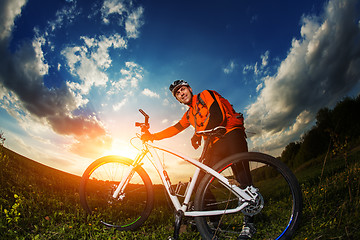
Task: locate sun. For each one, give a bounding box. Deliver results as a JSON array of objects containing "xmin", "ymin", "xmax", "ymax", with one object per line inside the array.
[{"xmin": 103, "ymin": 140, "xmax": 138, "ymax": 159}]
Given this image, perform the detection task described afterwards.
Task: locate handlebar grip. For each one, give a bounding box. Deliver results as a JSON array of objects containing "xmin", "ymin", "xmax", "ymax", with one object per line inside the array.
[
  {"xmin": 139, "ymin": 109, "xmax": 149, "ymax": 118},
  {"xmin": 139, "ymin": 109, "xmax": 149, "ymax": 125}
]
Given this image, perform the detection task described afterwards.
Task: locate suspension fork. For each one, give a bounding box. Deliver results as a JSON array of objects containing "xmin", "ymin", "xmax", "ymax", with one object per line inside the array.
[{"xmin": 112, "ymin": 149, "xmax": 148, "ymax": 199}]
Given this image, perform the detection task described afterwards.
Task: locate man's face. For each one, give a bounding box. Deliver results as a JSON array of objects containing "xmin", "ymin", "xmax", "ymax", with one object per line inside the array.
[{"xmin": 175, "ymin": 86, "xmax": 193, "ymax": 105}]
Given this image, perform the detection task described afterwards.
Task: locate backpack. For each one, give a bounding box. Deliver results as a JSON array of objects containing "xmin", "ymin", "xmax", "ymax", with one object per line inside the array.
[
  {"xmin": 188, "ymin": 90, "xmax": 244, "ymax": 130},
  {"xmin": 211, "ymin": 91, "xmax": 244, "ymax": 129}
]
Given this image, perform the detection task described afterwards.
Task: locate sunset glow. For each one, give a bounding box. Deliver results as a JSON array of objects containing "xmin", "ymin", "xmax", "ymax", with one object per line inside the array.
[
  {"xmin": 102, "ymin": 139, "xmax": 139, "ymax": 160},
  {"xmin": 0, "ymin": 0, "xmax": 359, "ymax": 179}
]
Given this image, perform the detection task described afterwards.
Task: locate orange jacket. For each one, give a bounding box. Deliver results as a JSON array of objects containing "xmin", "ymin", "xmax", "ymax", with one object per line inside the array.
[{"xmin": 153, "ymin": 90, "xmax": 240, "ymax": 141}]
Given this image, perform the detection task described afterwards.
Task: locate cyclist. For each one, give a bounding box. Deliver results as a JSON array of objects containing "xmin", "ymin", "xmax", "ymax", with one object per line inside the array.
[{"xmin": 141, "ymin": 80, "xmax": 255, "ymax": 239}]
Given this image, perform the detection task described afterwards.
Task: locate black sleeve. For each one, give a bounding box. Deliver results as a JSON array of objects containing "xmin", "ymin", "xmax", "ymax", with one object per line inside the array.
[
  {"xmin": 174, "ymin": 122, "xmax": 186, "ymax": 131},
  {"xmin": 205, "ymin": 91, "xmax": 224, "ymax": 130}
]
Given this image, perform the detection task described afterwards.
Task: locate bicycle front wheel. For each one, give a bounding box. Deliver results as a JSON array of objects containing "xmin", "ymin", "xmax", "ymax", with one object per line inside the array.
[
  {"xmin": 79, "ymin": 155, "xmax": 154, "ymax": 231},
  {"xmin": 194, "ymin": 152, "xmax": 302, "ymax": 240}
]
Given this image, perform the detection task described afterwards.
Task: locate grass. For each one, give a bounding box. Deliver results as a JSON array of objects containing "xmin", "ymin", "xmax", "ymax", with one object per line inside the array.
[
  {"xmin": 295, "ymin": 149, "xmax": 360, "ymax": 239},
  {"xmin": 0, "ymin": 145, "xmax": 359, "ymax": 239}
]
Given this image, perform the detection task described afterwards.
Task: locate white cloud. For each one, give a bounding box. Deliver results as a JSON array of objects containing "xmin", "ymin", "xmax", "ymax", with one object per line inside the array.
[
  {"xmin": 223, "ymin": 60, "xmax": 236, "ymax": 74},
  {"xmin": 48, "ymin": 2, "xmax": 80, "ymax": 32},
  {"xmin": 66, "ymin": 82, "xmax": 89, "ymax": 108},
  {"xmin": 62, "ymin": 45, "xmax": 107, "ymax": 95},
  {"xmin": 0, "ymin": 0, "xmax": 27, "ymax": 40},
  {"xmin": 0, "ymin": 0, "xmax": 143, "ymax": 160},
  {"xmin": 109, "ymin": 61, "xmax": 143, "ymax": 94},
  {"xmin": 162, "ymin": 98, "xmax": 170, "ymax": 106},
  {"xmin": 246, "ymin": 0, "xmax": 360, "ymax": 155},
  {"xmin": 81, "ymin": 34, "xmax": 127, "ymax": 69},
  {"xmin": 101, "ymin": 0, "xmax": 127, "ymax": 24},
  {"xmin": 62, "ymin": 34, "xmax": 127, "ymax": 96},
  {"xmin": 242, "ymin": 51, "xmax": 270, "ymax": 76},
  {"xmin": 101, "ymin": 0, "xmax": 145, "ymax": 39},
  {"xmin": 261, "ymin": 50, "xmax": 270, "ymax": 67},
  {"xmin": 125, "ymin": 6, "xmax": 144, "ymax": 39},
  {"xmin": 256, "ymin": 82, "xmax": 263, "ymax": 92},
  {"xmin": 113, "ymin": 99, "xmax": 127, "ymax": 111},
  {"xmin": 242, "ymin": 64, "xmax": 253, "ymax": 74},
  {"xmin": 254, "ymin": 62, "xmax": 259, "ymax": 75},
  {"xmin": 142, "ymin": 88, "xmax": 160, "ymax": 98},
  {"xmin": 32, "ymin": 36, "xmax": 50, "ymax": 76},
  {"xmin": 249, "ymin": 109, "xmax": 313, "ymax": 155}
]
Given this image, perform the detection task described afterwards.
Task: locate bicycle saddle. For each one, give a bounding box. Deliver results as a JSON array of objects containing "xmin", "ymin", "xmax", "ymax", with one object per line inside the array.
[{"xmin": 196, "ymin": 126, "xmax": 226, "ymax": 137}]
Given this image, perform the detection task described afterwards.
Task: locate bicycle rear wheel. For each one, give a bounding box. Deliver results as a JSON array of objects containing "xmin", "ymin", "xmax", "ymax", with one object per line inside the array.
[
  {"xmin": 79, "ymin": 155, "xmax": 154, "ymax": 231},
  {"xmin": 194, "ymin": 152, "xmax": 302, "ymax": 240}
]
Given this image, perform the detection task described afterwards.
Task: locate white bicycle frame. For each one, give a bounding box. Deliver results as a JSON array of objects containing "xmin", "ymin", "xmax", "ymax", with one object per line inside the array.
[{"xmin": 113, "ymin": 139, "xmax": 259, "ymax": 218}]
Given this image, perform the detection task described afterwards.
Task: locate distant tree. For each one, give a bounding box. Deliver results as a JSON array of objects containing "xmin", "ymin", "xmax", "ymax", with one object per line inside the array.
[
  {"xmin": 316, "ymin": 107, "xmax": 333, "ymax": 132},
  {"xmin": 331, "ymin": 96, "xmax": 360, "ymax": 142},
  {"xmin": 280, "ymin": 142, "xmax": 301, "ymax": 168},
  {"xmin": 280, "ymin": 94, "xmax": 360, "ymax": 169},
  {"xmin": 0, "ymin": 131, "xmax": 5, "ymax": 147},
  {"xmin": 293, "ymin": 127, "xmax": 330, "ymax": 167}
]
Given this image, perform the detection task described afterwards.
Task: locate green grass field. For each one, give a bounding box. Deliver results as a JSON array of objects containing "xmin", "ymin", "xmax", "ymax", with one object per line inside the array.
[{"xmin": 1, "ymin": 146, "xmax": 359, "ymax": 239}]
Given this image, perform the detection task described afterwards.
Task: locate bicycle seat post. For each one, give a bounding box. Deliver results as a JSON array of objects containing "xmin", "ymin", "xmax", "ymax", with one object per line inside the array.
[
  {"xmin": 197, "ymin": 126, "xmax": 226, "ymax": 162},
  {"xmin": 198, "ymin": 137, "xmax": 212, "ymax": 162}
]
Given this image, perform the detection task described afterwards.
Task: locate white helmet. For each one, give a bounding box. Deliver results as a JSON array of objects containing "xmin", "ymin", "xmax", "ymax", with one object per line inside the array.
[{"xmin": 169, "ymin": 80, "xmax": 190, "ymax": 96}]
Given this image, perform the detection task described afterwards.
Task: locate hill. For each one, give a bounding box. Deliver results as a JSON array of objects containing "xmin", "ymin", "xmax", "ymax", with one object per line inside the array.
[
  {"xmin": 0, "ymin": 147, "xmax": 81, "ymax": 192},
  {"xmin": 0, "ymin": 147, "xmax": 178, "ymax": 239},
  {"xmin": 1, "ymin": 145, "xmax": 360, "ymax": 239}
]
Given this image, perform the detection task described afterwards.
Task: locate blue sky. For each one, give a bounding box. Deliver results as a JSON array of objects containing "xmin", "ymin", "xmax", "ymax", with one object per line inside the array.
[{"xmin": 0, "ymin": 0, "xmax": 360, "ymax": 181}]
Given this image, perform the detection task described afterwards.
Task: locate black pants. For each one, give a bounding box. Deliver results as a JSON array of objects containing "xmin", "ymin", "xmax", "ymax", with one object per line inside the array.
[
  {"xmin": 196, "ymin": 128, "xmax": 253, "ymax": 220},
  {"xmin": 202, "ymin": 128, "xmax": 252, "ymax": 189}
]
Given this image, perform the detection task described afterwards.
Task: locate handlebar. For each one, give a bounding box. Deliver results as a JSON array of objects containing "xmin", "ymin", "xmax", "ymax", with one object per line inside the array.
[
  {"xmin": 134, "ymin": 109, "xmax": 220, "ymax": 157},
  {"xmin": 139, "ymin": 109, "xmax": 149, "ymax": 125},
  {"xmin": 135, "ymin": 109, "xmax": 150, "ymax": 134}
]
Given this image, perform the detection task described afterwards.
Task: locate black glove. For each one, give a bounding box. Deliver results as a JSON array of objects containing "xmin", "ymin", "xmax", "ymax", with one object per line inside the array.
[{"xmin": 191, "ymin": 134, "xmax": 202, "ymax": 149}]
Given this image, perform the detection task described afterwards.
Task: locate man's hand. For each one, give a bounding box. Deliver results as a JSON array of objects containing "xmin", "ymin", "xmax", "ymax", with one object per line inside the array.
[
  {"xmin": 191, "ymin": 134, "xmax": 201, "ymax": 149},
  {"xmin": 141, "ymin": 132, "xmax": 155, "ymax": 142}
]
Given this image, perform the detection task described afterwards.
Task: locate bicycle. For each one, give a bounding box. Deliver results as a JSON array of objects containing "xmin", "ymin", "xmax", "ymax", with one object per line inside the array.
[{"xmin": 79, "ymin": 109, "xmax": 302, "ymax": 240}]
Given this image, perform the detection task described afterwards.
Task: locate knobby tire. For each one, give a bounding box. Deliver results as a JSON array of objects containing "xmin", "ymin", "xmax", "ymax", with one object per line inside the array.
[{"xmin": 194, "ymin": 152, "xmax": 302, "ymax": 240}]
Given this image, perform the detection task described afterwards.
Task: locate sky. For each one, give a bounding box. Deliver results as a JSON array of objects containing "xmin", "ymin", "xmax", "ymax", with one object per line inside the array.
[{"xmin": 0, "ymin": 0, "xmax": 360, "ymax": 182}]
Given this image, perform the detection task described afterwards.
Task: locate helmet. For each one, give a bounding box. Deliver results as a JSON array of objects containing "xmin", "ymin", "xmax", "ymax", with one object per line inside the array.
[{"xmin": 169, "ymin": 80, "xmax": 190, "ymax": 96}]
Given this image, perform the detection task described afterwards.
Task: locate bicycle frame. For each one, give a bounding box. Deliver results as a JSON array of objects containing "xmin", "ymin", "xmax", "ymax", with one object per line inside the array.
[
  {"xmin": 112, "ymin": 139, "xmax": 259, "ymax": 218},
  {"xmin": 80, "ymin": 109, "xmax": 302, "ymax": 240}
]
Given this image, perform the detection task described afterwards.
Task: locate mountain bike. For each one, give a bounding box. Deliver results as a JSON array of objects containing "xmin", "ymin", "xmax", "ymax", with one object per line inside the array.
[{"xmin": 79, "ymin": 109, "xmax": 302, "ymax": 240}]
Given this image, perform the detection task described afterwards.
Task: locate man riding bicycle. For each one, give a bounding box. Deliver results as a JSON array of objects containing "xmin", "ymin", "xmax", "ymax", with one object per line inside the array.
[{"xmin": 141, "ymin": 80, "xmax": 255, "ymax": 239}]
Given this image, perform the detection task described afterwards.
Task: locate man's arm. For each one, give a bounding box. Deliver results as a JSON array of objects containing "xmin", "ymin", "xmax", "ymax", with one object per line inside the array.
[
  {"xmin": 144, "ymin": 111, "xmax": 190, "ymax": 141},
  {"xmin": 153, "ymin": 122, "xmax": 186, "ymax": 140}
]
